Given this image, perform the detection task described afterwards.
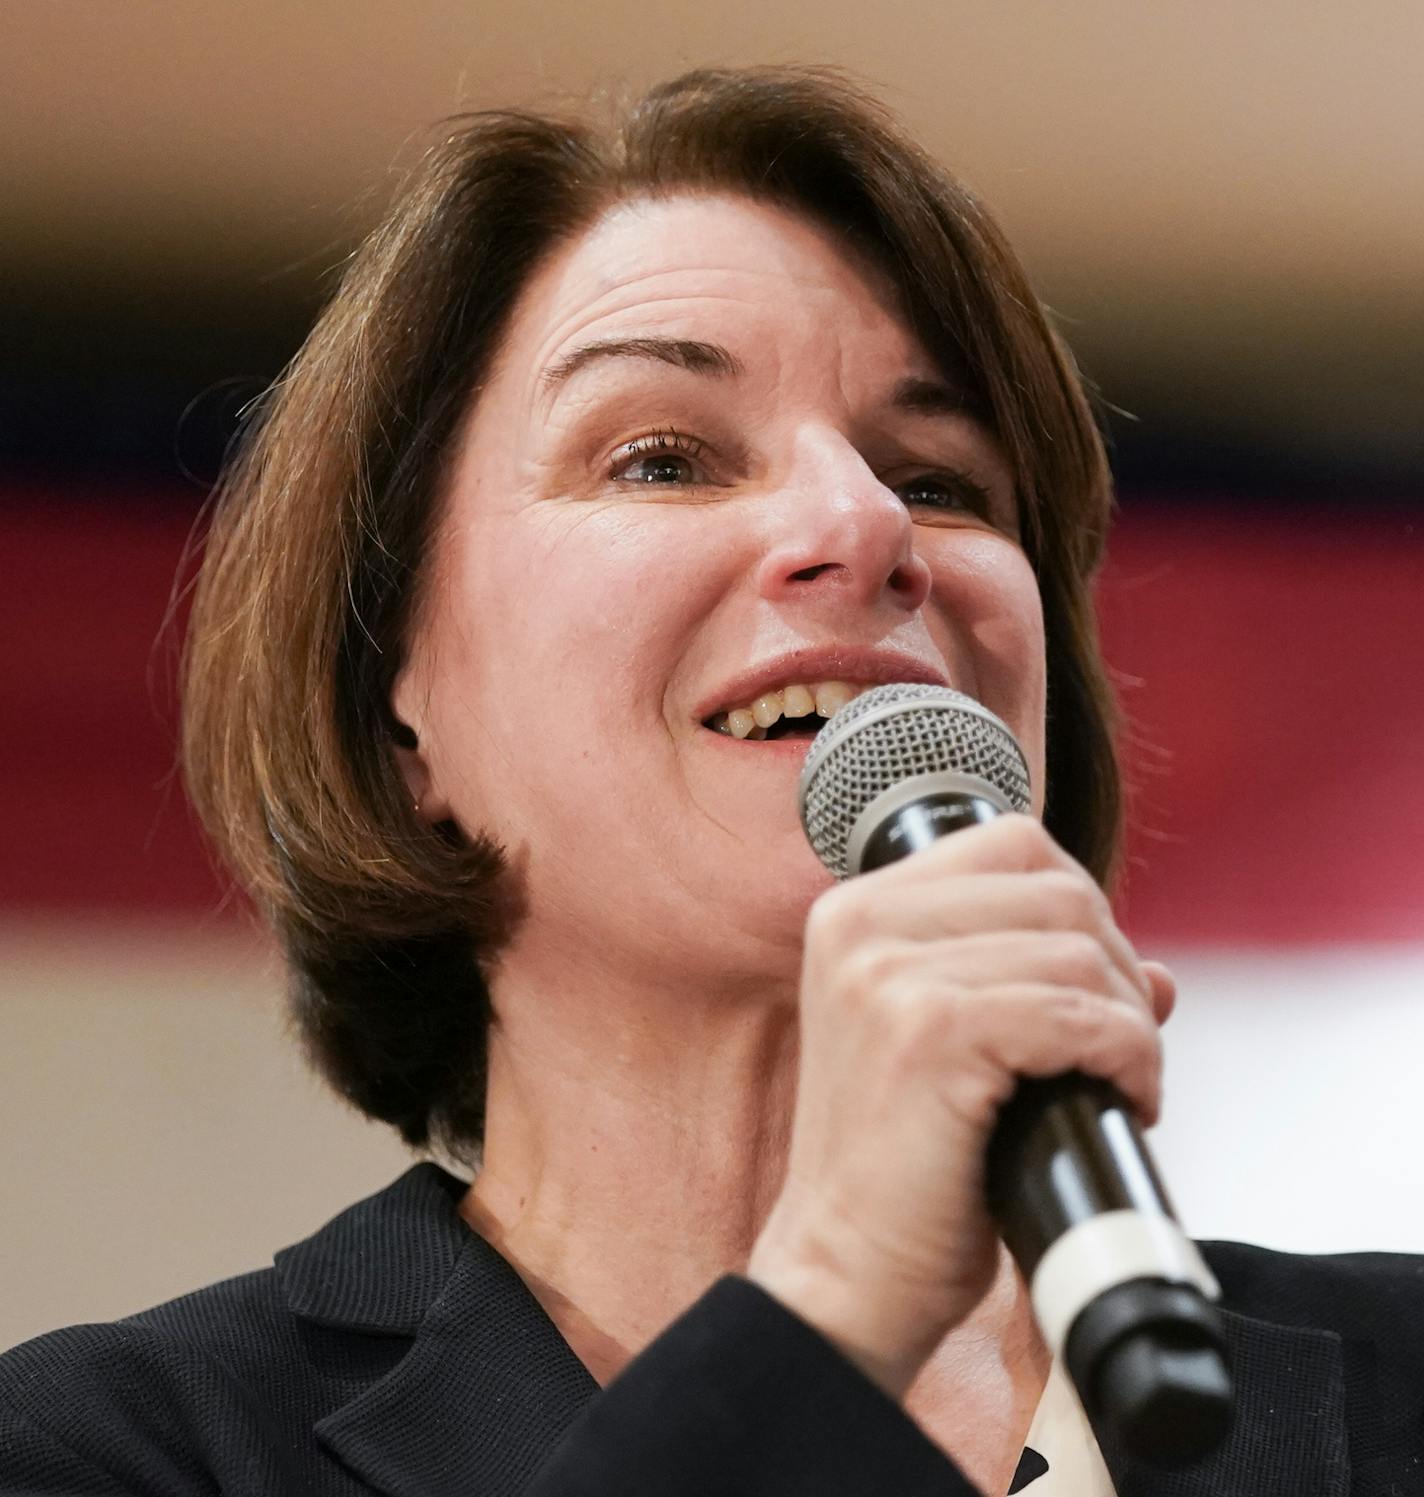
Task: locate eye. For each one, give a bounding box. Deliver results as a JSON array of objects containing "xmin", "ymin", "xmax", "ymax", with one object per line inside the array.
[
  {"xmin": 610, "ymin": 428, "xmax": 710, "ymax": 486},
  {"xmin": 894, "ymin": 471, "xmax": 995, "ymax": 518}
]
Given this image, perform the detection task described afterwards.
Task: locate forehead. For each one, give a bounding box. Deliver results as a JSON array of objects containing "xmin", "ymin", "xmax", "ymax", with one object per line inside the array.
[{"xmin": 497, "ymin": 193, "xmax": 935, "ymax": 389}]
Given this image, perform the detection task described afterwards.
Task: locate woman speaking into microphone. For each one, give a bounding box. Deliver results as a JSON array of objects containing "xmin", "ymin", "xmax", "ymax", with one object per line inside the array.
[{"xmin": 2, "ymin": 66, "xmax": 1420, "ymax": 1497}]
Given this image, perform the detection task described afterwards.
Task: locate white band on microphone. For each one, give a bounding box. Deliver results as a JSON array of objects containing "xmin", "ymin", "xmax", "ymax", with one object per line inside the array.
[{"xmin": 1028, "ymin": 1210, "xmax": 1222, "ymax": 1357}]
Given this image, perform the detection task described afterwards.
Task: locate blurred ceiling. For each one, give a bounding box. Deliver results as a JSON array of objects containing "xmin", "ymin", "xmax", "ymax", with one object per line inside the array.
[{"xmin": 4, "ymin": 0, "xmax": 1422, "ymax": 493}]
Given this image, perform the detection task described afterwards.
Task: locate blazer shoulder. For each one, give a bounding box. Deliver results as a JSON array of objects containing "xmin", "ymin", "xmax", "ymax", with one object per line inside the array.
[
  {"xmin": 1203, "ymin": 1238, "xmax": 1424, "ymax": 1362},
  {"xmin": 0, "ymin": 1269, "xmax": 360, "ymax": 1494},
  {"xmin": 0, "ymin": 1268, "xmax": 288, "ymax": 1412},
  {"xmin": 1, "ymin": 1266, "xmax": 333, "ymax": 1440}
]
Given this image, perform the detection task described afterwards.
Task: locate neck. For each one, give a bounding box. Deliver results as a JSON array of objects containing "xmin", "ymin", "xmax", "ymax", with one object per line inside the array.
[
  {"xmin": 462, "ymin": 934, "xmax": 802, "ymax": 1380},
  {"xmin": 903, "ymin": 1256, "xmax": 1052, "ymax": 1493},
  {"xmin": 460, "ymin": 933, "xmax": 1047, "ymax": 1435}
]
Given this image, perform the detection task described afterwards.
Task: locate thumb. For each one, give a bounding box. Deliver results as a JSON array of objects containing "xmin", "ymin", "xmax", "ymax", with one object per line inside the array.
[{"xmin": 1142, "ymin": 960, "xmax": 1177, "ymax": 1027}]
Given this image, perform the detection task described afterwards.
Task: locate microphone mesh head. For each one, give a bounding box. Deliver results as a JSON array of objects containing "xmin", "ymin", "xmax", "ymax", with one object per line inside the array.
[{"xmin": 798, "ymin": 682, "xmax": 1032, "ymax": 878}]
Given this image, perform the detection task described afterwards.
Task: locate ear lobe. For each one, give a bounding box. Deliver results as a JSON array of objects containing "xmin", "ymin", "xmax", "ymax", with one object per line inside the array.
[
  {"xmin": 390, "ymin": 737, "xmax": 435, "ymax": 818},
  {"xmin": 390, "ymin": 670, "xmax": 452, "ymax": 824}
]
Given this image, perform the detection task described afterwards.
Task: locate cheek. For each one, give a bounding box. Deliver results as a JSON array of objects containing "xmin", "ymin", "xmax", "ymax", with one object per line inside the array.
[
  {"xmin": 501, "ymin": 506, "xmax": 726, "ymax": 703},
  {"xmin": 925, "ymin": 533, "xmax": 1048, "ymax": 790},
  {"xmin": 450, "ymin": 505, "xmax": 662, "ymax": 672},
  {"xmin": 423, "ymin": 505, "xmax": 730, "ymax": 799}
]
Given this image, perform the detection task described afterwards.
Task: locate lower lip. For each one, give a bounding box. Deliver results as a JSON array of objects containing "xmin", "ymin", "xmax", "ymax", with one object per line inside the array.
[{"xmin": 699, "ymin": 725, "xmax": 819, "ymax": 757}]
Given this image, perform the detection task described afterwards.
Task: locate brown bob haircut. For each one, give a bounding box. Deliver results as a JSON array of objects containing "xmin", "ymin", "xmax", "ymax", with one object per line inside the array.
[{"xmin": 183, "ymin": 65, "xmax": 1121, "ymax": 1161}]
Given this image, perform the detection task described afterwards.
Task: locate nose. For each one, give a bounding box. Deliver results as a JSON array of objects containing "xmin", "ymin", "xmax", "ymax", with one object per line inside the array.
[{"xmin": 755, "ymin": 451, "xmax": 933, "ymax": 614}]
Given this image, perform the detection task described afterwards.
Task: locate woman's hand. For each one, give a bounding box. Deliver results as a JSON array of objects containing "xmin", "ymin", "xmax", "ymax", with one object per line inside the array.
[{"xmin": 746, "ymin": 814, "xmax": 1175, "ymax": 1401}]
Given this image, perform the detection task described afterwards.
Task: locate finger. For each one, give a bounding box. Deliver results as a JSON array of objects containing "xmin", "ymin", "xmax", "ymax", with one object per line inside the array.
[
  {"xmin": 918, "ymin": 980, "xmax": 1163, "ymax": 1130},
  {"xmin": 1142, "ymin": 960, "xmax": 1177, "ymax": 1026},
  {"xmin": 916, "ymin": 930, "xmax": 1150, "ymax": 1014},
  {"xmin": 845, "ymin": 870, "xmax": 1152, "ymax": 1005}
]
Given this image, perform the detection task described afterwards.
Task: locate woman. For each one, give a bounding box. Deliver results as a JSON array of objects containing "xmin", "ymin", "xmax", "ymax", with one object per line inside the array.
[{"xmin": 2, "ymin": 66, "xmax": 1420, "ymax": 1497}]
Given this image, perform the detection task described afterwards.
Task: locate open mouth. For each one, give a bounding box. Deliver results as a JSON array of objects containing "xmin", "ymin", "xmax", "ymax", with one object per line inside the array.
[{"xmin": 702, "ymin": 680, "xmax": 866, "ymax": 740}]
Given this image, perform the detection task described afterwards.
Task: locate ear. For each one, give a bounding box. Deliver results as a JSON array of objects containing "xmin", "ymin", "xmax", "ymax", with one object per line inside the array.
[{"xmin": 390, "ymin": 664, "xmax": 453, "ymax": 825}]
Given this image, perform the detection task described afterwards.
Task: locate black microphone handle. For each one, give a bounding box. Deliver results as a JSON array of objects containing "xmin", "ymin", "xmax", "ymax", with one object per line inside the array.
[{"xmin": 857, "ymin": 790, "xmax": 1235, "ymax": 1467}]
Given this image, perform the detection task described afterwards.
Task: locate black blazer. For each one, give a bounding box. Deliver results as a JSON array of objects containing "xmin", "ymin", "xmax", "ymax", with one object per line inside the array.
[{"xmin": 3, "ymin": 1164, "xmax": 1422, "ymax": 1496}]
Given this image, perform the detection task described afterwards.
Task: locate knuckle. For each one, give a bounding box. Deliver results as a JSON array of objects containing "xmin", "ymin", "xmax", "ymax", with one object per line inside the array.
[
  {"xmin": 1124, "ymin": 1023, "xmax": 1165, "ymax": 1111},
  {"xmin": 806, "ymin": 883, "xmax": 863, "ymax": 947},
  {"xmin": 993, "ymin": 812, "xmax": 1053, "ymax": 861},
  {"xmin": 1051, "ymin": 930, "xmax": 1113, "ymax": 988},
  {"xmin": 1129, "ymin": 1007, "xmax": 1164, "ymax": 1062},
  {"xmin": 1049, "ymin": 989, "xmax": 1160, "ymax": 1074},
  {"xmin": 1040, "ymin": 868, "xmax": 1105, "ymax": 928},
  {"xmin": 1112, "ymin": 994, "xmax": 1152, "ymax": 1039},
  {"xmin": 1114, "ymin": 1006, "xmax": 1164, "ymax": 1075},
  {"xmin": 1045, "ymin": 984, "xmax": 1106, "ymax": 1038},
  {"xmin": 1100, "ymin": 992, "xmax": 1150, "ymax": 1040},
  {"xmin": 837, "ymin": 939, "xmax": 908, "ymax": 998},
  {"xmin": 900, "ymin": 983, "xmax": 970, "ymax": 1053}
]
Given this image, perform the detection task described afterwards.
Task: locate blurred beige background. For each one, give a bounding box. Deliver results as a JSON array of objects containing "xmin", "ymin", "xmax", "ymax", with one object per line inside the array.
[
  {"xmin": 2, "ymin": 922, "xmax": 414, "ymax": 1351},
  {"xmin": 8, "ymin": 919, "xmax": 1423, "ymax": 1352},
  {"xmin": 6, "ymin": 0, "xmax": 1422, "ymax": 469}
]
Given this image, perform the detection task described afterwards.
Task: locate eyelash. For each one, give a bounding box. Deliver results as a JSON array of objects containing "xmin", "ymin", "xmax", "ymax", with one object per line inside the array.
[
  {"xmin": 897, "ymin": 472, "xmax": 995, "ymax": 517},
  {"xmin": 607, "ymin": 426, "xmax": 994, "ymax": 518},
  {"xmin": 608, "ymin": 428, "xmax": 709, "ymax": 485}
]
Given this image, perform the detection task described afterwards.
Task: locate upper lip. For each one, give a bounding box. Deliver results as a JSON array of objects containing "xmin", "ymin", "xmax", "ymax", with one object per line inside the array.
[{"xmin": 695, "ymin": 646, "xmax": 950, "ymax": 722}]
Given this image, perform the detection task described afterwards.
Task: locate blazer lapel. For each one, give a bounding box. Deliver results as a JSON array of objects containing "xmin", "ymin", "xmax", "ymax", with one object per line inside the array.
[
  {"xmin": 314, "ymin": 1233, "xmax": 599, "ymax": 1497},
  {"xmin": 276, "ymin": 1163, "xmax": 600, "ymax": 1497},
  {"xmin": 284, "ymin": 1170, "xmax": 1354, "ymax": 1496},
  {"xmin": 1101, "ymin": 1304, "xmax": 1350, "ymax": 1497}
]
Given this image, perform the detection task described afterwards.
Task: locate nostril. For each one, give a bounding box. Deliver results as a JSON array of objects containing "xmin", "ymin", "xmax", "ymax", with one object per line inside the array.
[
  {"xmin": 789, "ymin": 562, "xmax": 840, "ymax": 582},
  {"xmin": 890, "ymin": 555, "xmax": 933, "ymax": 609}
]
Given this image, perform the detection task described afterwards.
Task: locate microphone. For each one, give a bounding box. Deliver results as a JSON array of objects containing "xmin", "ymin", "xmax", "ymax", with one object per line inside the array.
[{"xmin": 798, "ymin": 682, "xmax": 1234, "ymax": 1466}]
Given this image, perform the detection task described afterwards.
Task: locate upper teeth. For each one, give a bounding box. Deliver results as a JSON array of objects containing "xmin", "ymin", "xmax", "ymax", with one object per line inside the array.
[{"xmin": 712, "ymin": 680, "xmax": 864, "ymax": 739}]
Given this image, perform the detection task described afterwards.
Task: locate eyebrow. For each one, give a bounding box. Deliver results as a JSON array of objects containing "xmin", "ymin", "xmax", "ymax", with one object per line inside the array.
[
  {"xmin": 540, "ymin": 337, "xmax": 746, "ymax": 394},
  {"xmin": 540, "ymin": 335, "xmax": 973, "ymax": 422},
  {"xmin": 889, "ymin": 375, "xmax": 971, "ymax": 418}
]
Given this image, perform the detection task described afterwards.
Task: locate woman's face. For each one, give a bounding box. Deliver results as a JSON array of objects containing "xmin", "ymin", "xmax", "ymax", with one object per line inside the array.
[{"xmin": 396, "ymin": 193, "xmax": 1046, "ymax": 987}]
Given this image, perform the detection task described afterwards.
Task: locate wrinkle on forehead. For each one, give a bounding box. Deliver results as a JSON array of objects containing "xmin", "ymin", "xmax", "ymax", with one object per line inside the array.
[
  {"xmin": 449, "ymin": 190, "xmax": 989, "ymax": 507},
  {"xmin": 501, "ymin": 193, "xmax": 927, "ymax": 395},
  {"xmin": 527, "ymin": 275, "xmax": 911, "ymax": 404}
]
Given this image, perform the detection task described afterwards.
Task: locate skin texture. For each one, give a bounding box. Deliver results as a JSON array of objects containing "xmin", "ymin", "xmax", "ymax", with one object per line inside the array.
[{"xmin": 393, "ymin": 193, "xmax": 1170, "ymax": 1494}]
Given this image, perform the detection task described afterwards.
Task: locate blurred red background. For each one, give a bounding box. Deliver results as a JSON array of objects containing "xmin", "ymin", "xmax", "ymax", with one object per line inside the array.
[{"xmin": 5, "ymin": 493, "xmax": 1417, "ymax": 944}]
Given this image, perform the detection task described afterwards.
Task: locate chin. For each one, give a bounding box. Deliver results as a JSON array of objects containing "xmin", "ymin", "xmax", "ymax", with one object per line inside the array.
[{"xmin": 714, "ymin": 839, "xmax": 836, "ymax": 951}]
